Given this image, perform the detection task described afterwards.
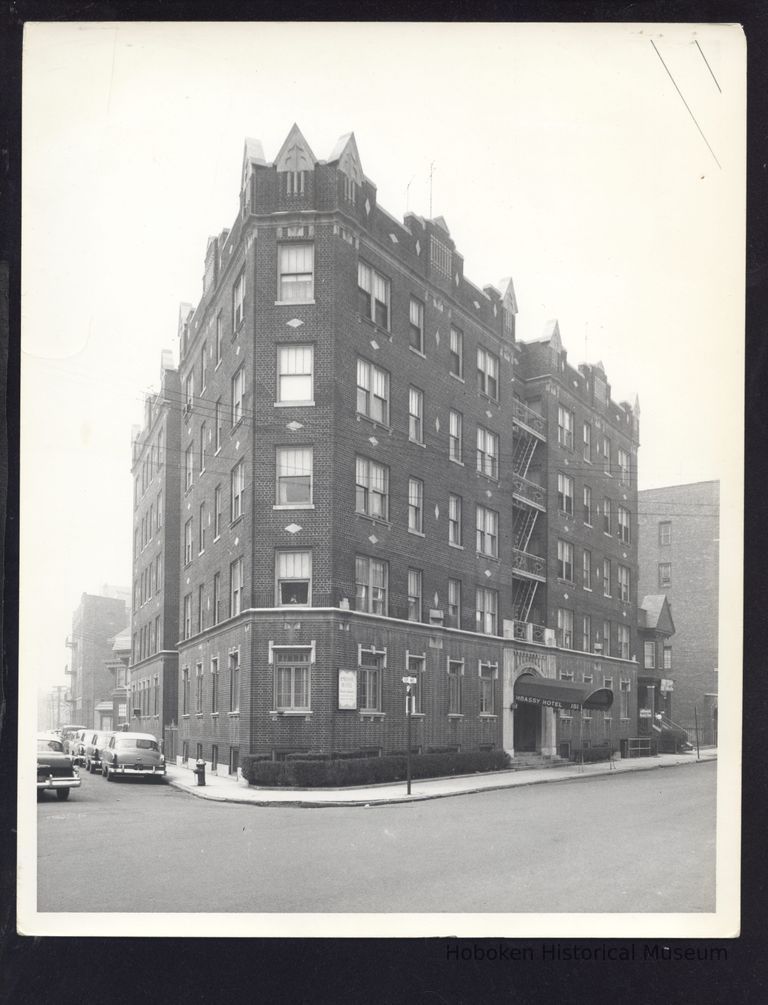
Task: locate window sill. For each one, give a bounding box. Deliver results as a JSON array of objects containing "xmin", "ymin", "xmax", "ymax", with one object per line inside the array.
[
  {"xmin": 227, "ymin": 711, "xmax": 240, "ymax": 718},
  {"xmin": 355, "ymin": 512, "xmax": 392, "ymax": 527},
  {"xmin": 211, "ymin": 712, "xmax": 219, "ymax": 718},
  {"xmin": 232, "ymin": 321, "xmax": 245, "ymax": 338},
  {"xmin": 215, "ymin": 360, "xmax": 222, "ymax": 371},
  {"xmin": 358, "ymin": 315, "xmax": 391, "ymax": 338},
  {"xmin": 449, "ymin": 457, "xmax": 464, "ymax": 467},
  {"xmin": 408, "ymin": 346, "xmax": 426, "ymax": 359},
  {"xmin": 213, "ymin": 534, "xmax": 221, "ymax": 543},
  {"xmin": 410, "ymin": 712, "xmax": 426, "ymax": 719},
  {"xmin": 476, "ymin": 552, "xmax": 500, "ymax": 563},
  {"xmin": 479, "ymin": 714, "xmax": 498, "ymax": 720},
  {"xmin": 449, "ymin": 372, "xmax": 465, "ymax": 383},
  {"xmin": 182, "ymin": 714, "xmax": 190, "ymax": 720},
  {"xmin": 558, "ymin": 509, "xmax": 574, "ymax": 519},
  {"xmin": 230, "ymin": 515, "xmax": 243, "ymax": 528},
  {"xmin": 270, "ymin": 710, "xmax": 313, "ymax": 717},
  {"xmin": 408, "ymin": 529, "xmax": 426, "ymax": 538},
  {"xmin": 356, "ymin": 413, "xmax": 392, "ymax": 433},
  {"xmin": 359, "ymin": 711, "xmax": 386, "ymax": 720},
  {"xmin": 195, "ymin": 713, "xmax": 204, "ymax": 719},
  {"xmin": 448, "ymin": 542, "xmax": 464, "ymax": 551},
  {"xmin": 231, "ymin": 419, "xmax": 244, "ymax": 435},
  {"xmin": 447, "ymin": 713, "xmax": 464, "ymax": 719},
  {"xmin": 274, "ymin": 400, "xmax": 315, "ymax": 408},
  {"xmin": 409, "ymin": 438, "xmax": 426, "ymax": 448},
  {"xmin": 273, "ymin": 503, "xmax": 315, "ymax": 511},
  {"xmin": 583, "ymin": 586, "xmax": 593, "ymax": 592},
  {"xmin": 275, "ymin": 299, "xmax": 316, "ymax": 307}
]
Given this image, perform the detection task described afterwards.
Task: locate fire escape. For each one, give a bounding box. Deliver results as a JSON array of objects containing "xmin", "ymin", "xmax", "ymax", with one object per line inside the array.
[{"xmin": 510, "ymin": 399, "xmax": 548, "ymax": 642}]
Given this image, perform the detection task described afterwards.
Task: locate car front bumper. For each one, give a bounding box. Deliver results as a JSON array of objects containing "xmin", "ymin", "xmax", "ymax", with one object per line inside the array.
[
  {"xmin": 37, "ymin": 775, "xmax": 81, "ymax": 790},
  {"xmin": 111, "ymin": 764, "xmax": 166, "ymax": 776}
]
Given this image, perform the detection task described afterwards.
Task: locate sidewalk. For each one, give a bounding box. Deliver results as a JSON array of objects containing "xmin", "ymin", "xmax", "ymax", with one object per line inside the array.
[{"xmin": 165, "ymin": 747, "xmax": 717, "ymax": 808}]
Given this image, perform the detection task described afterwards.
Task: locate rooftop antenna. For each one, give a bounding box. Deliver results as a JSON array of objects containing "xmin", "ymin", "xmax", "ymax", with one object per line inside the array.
[
  {"xmin": 429, "ymin": 161, "xmax": 436, "ymax": 218},
  {"xmin": 405, "ymin": 175, "xmax": 415, "ymax": 213}
]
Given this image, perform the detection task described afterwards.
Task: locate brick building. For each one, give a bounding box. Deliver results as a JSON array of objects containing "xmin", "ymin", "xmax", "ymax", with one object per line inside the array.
[
  {"xmin": 149, "ymin": 125, "xmax": 643, "ymax": 774},
  {"xmin": 65, "ymin": 592, "xmax": 128, "ymax": 729},
  {"xmin": 637, "ymin": 481, "xmax": 719, "ymax": 744},
  {"xmin": 128, "ymin": 352, "xmax": 182, "ymax": 743}
]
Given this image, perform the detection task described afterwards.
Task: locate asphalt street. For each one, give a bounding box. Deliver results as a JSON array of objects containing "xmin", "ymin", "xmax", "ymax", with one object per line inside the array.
[{"xmin": 37, "ymin": 762, "xmax": 716, "ymax": 914}]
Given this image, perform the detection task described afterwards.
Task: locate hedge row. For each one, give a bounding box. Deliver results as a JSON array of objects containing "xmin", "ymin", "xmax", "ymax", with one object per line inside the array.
[
  {"xmin": 571, "ymin": 746, "xmax": 616, "ymax": 763},
  {"xmin": 241, "ymin": 749, "xmax": 510, "ymax": 788}
]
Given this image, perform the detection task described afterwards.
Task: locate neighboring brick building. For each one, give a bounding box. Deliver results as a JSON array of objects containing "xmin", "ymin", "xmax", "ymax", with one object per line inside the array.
[
  {"xmin": 142, "ymin": 125, "xmax": 643, "ymax": 774},
  {"xmin": 128, "ymin": 352, "xmax": 182, "ymax": 743},
  {"xmin": 638, "ymin": 481, "xmax": 720, "ymax": 744},
  {"xmin": 65, "ymin": 593, "xmax": 128, "ymax": 729}
]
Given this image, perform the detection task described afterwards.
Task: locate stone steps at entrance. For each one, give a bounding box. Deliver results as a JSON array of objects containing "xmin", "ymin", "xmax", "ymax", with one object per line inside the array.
[{"xmin": 512, "ymin": 753, "xmax": 570, "ymax": 771}]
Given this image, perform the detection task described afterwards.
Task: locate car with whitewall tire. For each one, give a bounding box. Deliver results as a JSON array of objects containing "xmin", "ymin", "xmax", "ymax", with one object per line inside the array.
[
  {"xmin": 37, "ymin": 734, "xmax": 81, "ymax": 800},
  {"xmin": 84, "ymin": 730, "xmax": 113, "ymax": 773},
  {"xmin": 101, "ymin": 732, "xmax": 166, "ymax": 781}
]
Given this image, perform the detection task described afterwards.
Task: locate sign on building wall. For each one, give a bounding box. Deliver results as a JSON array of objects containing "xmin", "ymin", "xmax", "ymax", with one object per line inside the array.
[
  {"xmin": 660, "ymin": 679, "xmax": 674, "ymax": 692},
  {"xmin": 338, "ymin": 669, "xmax": 357, "ymax": 710}
]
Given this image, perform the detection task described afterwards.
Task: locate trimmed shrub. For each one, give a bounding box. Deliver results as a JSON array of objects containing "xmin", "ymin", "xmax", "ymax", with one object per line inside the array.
[{"xmin": 572, "ymin": 746, "xmax": 616, "ymax": 763}]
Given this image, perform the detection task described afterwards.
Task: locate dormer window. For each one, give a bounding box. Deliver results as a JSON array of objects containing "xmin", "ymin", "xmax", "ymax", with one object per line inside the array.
[
  {"xmin": 343, "ymin": 173, "xmax": 356, "ymax": 204},
  {"xmin": 284, "ymin": 171, "xmax": 305, "ymax": 197}
]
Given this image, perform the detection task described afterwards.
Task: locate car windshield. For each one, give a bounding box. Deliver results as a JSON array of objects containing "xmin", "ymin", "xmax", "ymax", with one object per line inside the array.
[
  {"xmin": 38, "ymin": 739, "xmax": 64, "ymax": 752},
  {"xmin": 117, "ymin": 738, "xmax": 159, "ymax": 751}
]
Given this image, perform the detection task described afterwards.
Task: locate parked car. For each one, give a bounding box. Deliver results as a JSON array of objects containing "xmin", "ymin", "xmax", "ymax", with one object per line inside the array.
[
  {"xmin": 60, "ymin": 725, "xmax": 87, "ymax": 758},
  {"xmin": 37, "ymin": 733, "xmax": 81, "ymax": 800},
  {"xmin": 71, "ymin": 728, "xmax": 90, "ymax": 766},
  {"xmin": 84, "ymin": 730, "xmax": 113, "ymax": 773},
  {"xmin": 101, "ymin": 732, "xmax": 166, "ymax": 781}
]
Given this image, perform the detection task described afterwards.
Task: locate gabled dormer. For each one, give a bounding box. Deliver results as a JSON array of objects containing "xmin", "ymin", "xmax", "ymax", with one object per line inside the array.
[
  {"xmin": 498, "ymin": 276, "xmax": 518, "ymax": 340},
  {"xmin": 328, "ymin": 132, "xmax": 363, "ymax": 205},
  {"xmin": 275, "ymin": 123, "xmax": 317, "ymax": 198}
]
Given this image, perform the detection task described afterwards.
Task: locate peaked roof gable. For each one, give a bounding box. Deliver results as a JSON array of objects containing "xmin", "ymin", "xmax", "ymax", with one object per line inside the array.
[
  {"xmin": 640, "ymin": 595, "xmax": 675, "ymax": 635},
  {"xmin": 497, "ymin": 276, "xmax": 518, "ymax": 315},
  {"xmin": 275, "ymin": 123, "xmax": 317, "ymax": 174},
  {"xmin": 241, "ymin": 137, "xmax": 266, "ymax": 189},
  {"xmin": 327, "ymin": 132, "xmax": 363, "ymax": 184}
]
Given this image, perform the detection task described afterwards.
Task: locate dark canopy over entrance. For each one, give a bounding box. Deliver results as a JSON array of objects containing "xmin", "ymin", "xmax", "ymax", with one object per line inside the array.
[{"xmin": 514, "ymin": 675, "xmax": 614, "ymax": 711}]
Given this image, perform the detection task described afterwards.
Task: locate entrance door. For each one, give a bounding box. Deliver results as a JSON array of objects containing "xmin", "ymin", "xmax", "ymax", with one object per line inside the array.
[{"xmin": 514, "ymin": 702, "xmax": 539, "ymax": 752}]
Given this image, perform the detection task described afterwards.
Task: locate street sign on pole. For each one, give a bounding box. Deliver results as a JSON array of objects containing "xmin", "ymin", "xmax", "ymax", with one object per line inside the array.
[{"xmin": 402, "ymin": 676, "xmax": 417, "ymax": 685}]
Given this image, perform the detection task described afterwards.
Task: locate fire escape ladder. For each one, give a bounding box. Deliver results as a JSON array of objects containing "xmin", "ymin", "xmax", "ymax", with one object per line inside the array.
[
  {"xmin": 513, "ymin": 504, "xmax": 538, "ymax": 553},
  {"xmin": 513, "ymin": 578, "xmax": 539, "ymax": 623},
  {"xmin": 512, "ymin": 431, "xmax": 538, "ymax": 481}
]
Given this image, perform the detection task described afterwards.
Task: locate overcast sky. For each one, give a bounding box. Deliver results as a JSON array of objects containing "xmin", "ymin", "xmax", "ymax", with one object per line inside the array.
[{"xmin": 21, "ymin": 22, "xmax": 744, "ymax": 692}]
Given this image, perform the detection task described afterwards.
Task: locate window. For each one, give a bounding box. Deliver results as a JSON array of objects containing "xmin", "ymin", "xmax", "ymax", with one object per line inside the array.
[
  {"xmin": 618, "ymin": 448, "xmax": 630, "ymax": 486},
  {"xmin": 581, "ymin": 614, "xmax": 592, "ymax": 652},
  {"xmin": 477, "ymin": 346, "xmax": 499, "ymax": 399},
  {"xmin": 557, "ymin": 472, "xmax": 574, "ymax": 515},
  {"xmin": 618, "ymin": 564, "xmax": 630, "ymax": 603},
  {"xmin": 603, "ymin": 621, "xmax": 612, "ymax": 657},
  {"xmin": 583, "ymin": 485, "xmax": 592, "ymax": 526},
  {"xmin": 230, "ymin": 557, "xmax": 243, "ymax": 617},
  {"xmin": 447, "ymin": 579, "xmax": 461, "ymax": 629},
  {"xmin": 603, "ymin": 559, "xmax": 612, "ymax": 597},
  {"xmin": 198, "ymin": 503, "xmax": 206, "ymax": 553},
  {"xmin": 448, "ymin": 494, "xmax": 463, "ymax": 546},
  {"xmin": 409, "ymin": 297, "xmax": 424, "ymax": 353},
  {"xmin": 233, "ymin": 270, "xmax": 245, "ymax": 330},
  {"xmin": 215, "ymin": 399, "xmax": 223, "ymax": 452},
  {"xmin": 356, "ymin": 358, "xmax": 390, "ymax": 424},
  {"xmin": 184, "ymin": 519, "xmax": 193, "ymax": 565},
  {"xmin": 663, "ymin": 645, "xmax": 672, "ymax": 670},
  {"xmin": 275, "ymin": 648, "xmax": 311, "ymax": 711},
  {"xmin": 182, "ymin": 667, "xmax": 190, "ymax": 715},
  {"xmin": 449, "ymin": 409, "xmax": 463, "ymax": 462},
  {"xmin": 408, "ymin": 386, "xmax": 424, "ymax": 443},
  {"xmin": 619, "ymin": 678, "xmax": 630, "ymax": 718},
  {"xmin": 476, "ymin": 505, "xmax": 498, "ymax": 558},
  {"xmin": 658, "ymin": 562, "xmax": 671, "ymax": 587},
  {"xmin": 557, "ymin": 406, "xmax": 574, "ymax": 449},
  {"xmin": 284, "ymin": 170, "xmax": 305, "ymax": 196},
  {"xmin": 358, "ymin": 261, "xmax": 390, "ymax": 329},
  {"xmin": 557, "ymin": 608, "xmax": 574, "ymax": 648},
  {"xmin": 229, "ymin": 746, "xmax": 239, "ymax": 775},
  {"xmin": 183, "ymin": 594, "xmax": 192, "ymax": 640},
  {"xmin": 212, "ymin": 573, "xmax": 221, "ymax": 626},
  {"xmin": 185, "ymin": 372, "xmax": 194, "ymax": 413},
  {"xmin": 644, "ymin": 640, "xmax": 656, "ymax": 668},
  {"xmin": 583, "ymin": 421, "xmax": 592, "ymax": 462},
  {"xmin": 279, "ymin": 244, "xmax": 314, "ymax": 302},
  {"xmin": 156, "ymin": 554, "xmax": 162, "ymax": 591},
  {"xmin": 583, "ymin": 549, "xmax": 592, "ymax": 590},
  {"xmin": 154, "ymin": 615, "xmax": 161, "ymax": 653},
  {"xmin": 197, "ymin": 583, "xmax": 205, "ymax": 634},
  {"xmin": 449, "ymin": 326, "xmax": 463, "ymax": 377},
  {"xmin": 407, "ymin": 569, "xmax": 423, "ymax": 622},
  {"xmin": 196, "ymin": 663, "xmax": 204, "ymax": 714},
  {"xmin": 358, "ymin": 648, "xmax": 383, "ymax": 712},
  {"xmin": 276, "ymin": 550, "xmax": 312, "ymax": 606},
  {"xmin": 603, "ymin": 497, "xmax": 612, "ymax": 535},
  {"xmin": 185, "ymin": 443, "xmax": 194, "ymax": 491},
  {"xmin": 276, "ymin": 446, "xmax": 313, "ymax": 506},
  {"xmin": 618, "ymin": 506, "xmax": 631, "ymax": 544},
  {"xmin": 430, "ymin": 234, "xmax": 452, "ymax": 275},
  {"xmin": 355, "ymin": 555, "xmax": 388, "ymax": 615},
  {"xmin": 211, "ymin": 745, "xmax": 218, "ymax": 771},
  {"xmin": 231, "ymin": 368, "xmax": 245, "ymax": 427},
  {"xmin": 214, "ymin": 485, "xmax": 221, "ymax": 539},
  {"xmin": 618, "ymin": 625, "xmax": 630, "ymax": 661},
  {"xmin": 355, "ymin": 456, "xmax": 389, "ymax": 520},
  {"xmin": 479, "ymin": 661, "xmax": 497, "ymax": 714},
  {"xmin": 200, "ymin": 342, "xmax": 207, "ymax": 392},
  {"xmin": 408, "ymin": 654, "xmax": 425, "ymax": 713},
  {"xmin": 157, "ymin": 491, "xmax": 163, "ymax": 528},
  {"xmin": 231, "ymin": 460, "xmax": 244, "ymax": 521},
  {"xmin": 659, "ymin": 521, "xmax": 671, "ymax": 546},
  {"xmin": 476, "ymin": 426, "xmax": 499, "ymax": 479},
  {"xmin": 153, "ymin": 674, "xmax": 159, "ymax": 714},
  {"xmin": 476, "ymin": 588, "xmax": 498, "ymax": 635},
  {"xmin": 211, "ymin": 658, "xmax": 219, "ymax": 714},
  {"xmin": 229, "ymin": 650, "xmax": 240, "ymax": 712},
  {"xmin": 277, "ymin": 345, "xmax": 314, "ymax": 403},
  {"xmin": 602, "ymin": 436, "xmax": 611, "ymax": 474},
  {"xmin": 448, "ymin": 659, "xmax": 463, "ymax": 714},
  {"xmin": 215, "ymin": 313, "xmax": 223, "ymax": 365},
  {"xmin": 557, "ymin": 539, "xmax": 574, "ymax": 581},
  {"xmin": 408, "ymin": 478, "xmax": 424, "ymax": 534}
]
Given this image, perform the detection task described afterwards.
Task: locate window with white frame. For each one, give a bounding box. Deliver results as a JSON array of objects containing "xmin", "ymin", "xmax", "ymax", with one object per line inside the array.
[
  {"xmin": 407, "ymin": 654, "xmax": 425, "ymax": 713},
  {"xmin": 358, "ymin": 647, "xmax": 383, "ymax": 712},
  {"xmin": 231, "ymin": 460, "xmax": 244, "ymax": 522},
  {"xmin": 182, "ymin": 667, "xmax": 190, "ymax": 715},
  {"xmin": 476, "ymin": 588, "xmax": 498, "ymax": 635},
  {"xmin": 583, "ymin": 548, "xmax": 592, "ymax": 590},
  {"xmin": 557, "ymin": 472, "xmax": 574, "ymax": 515},
  {"xmin": 618, "ymin": 448, "xmax": 630, "ymax": 485},
  {"xmin": 449, "ymin": 326, "xmax": 463, "ymax": 377},
  {"xmin": 211, "ymin": 657, "xmax": 219, "ymax": 714},
  {"xmin": 476, "ymin": 426, "xmax": 499, "ymax": 479},
  {"xmin": 185, "ymin": 443, "xmax": 194, "ymax": 492},
  {"xmin": 583, "ymin": 484, "xmax": 592, "ymax": 525},
  {"xmin": 183, "ymin": 594, "xmax": 192, "ymax": 640},
  {"xmin": 214, "ymin": 485, "xmax": 221, "ymax": 539},
  {"xmin": 196, "ymin": 662, "xmax": 204, "ymax": 714},
  {"xmin": 356, "ymin": 358, "xmax": 390, "ymax": 425},
  {"xmin": 212, "ymin": 572, "xmax": 221, "ymax": 626},
  {"xmin": 618, "ymin": 505, "xmax": 631, "ymax": 544},
  {"xmin": 477, "ymin": 346, "xmax": 499, "ymax": 399},
  {"xmin": 230, "ymin": 557, "xmax": 243, "ymax": 617},
  {"xmin": 276, "ymin": 550, "xmax": 312, "ymax": 606},
  {"xmin": 449, "ymin": 409, "xmax": 463, "ymax": 462},
  {"xmin": 277, "ymin": 345, "xmax": 314, "ymax": 403},
  {"xmin": 479, "ymin": 661, "xmax": 497, "ymax": 714},
  {"xmin": 603, "ymin": 497, "xmax": 612, "ymax": 534},
  {"xmin": 557, "ymin": 607, "xmax": 574, "ymax": 649},
  {"xmin": 215, "ymin": 399, "xmax": 223, "ymax": 452},
  {"xmin": 233, "ymin": 271, "xmax": 245, "ymax": 330},
  {"xmin": 603, "ymin": 620, "xmax": 612, "ymax": 657},
  {"xmin": 602, "ymin": 436, "xmax": 612, "ymax": 474},
  {"xmin": 276, "ymin": 446, "xmax": 313, "ymax": 506},
  {"xmin": 358, "ymin": 261, "xmax": 390, "ymax": 329},
  {"xmin": 407, "ymin": 569, "xmax": 422, "ymax": 621},
  {"xmin": 408, "ymin": 386, "xmax": 424, "ymax": 443},
  {"xmin": 274, "ymin": 647, "xmax": 312, "ymax": 711},
  {"xmin": 618, "ymin": 564, "xmax": 630, "ymax": 603},
  {"xmin": 583, "ymin": 421, "xmax": 592, "ymax": 462},
  {"xmin": 409, "ymin": 297, "xmax": 424, "ymax": 353},
  {"xmin": 279, "ymin": 244, "xmax": 314, "ymax": 302},
  {"xmin": 663, "ymin": 645, "xmax": 672, "ymax": 669},
  {"xmin": 215, "ymin": 313, "xmax": 223, "ymax": 365},
  {"xmin": 231, "ymin": 368, "xmax": 245, "ymax": 427},
  {"xmin": 658, "ymin": 562, "xmax": 671, "ymax": 587},
  {"xmin": 603, "ymin": 559, "xmax": 612, "ymax": 597},
  {"xmin": 355, "ymin": 555, "xmax": 388, "ymax": 615},
  {"xmin": 447, "ymin": 578, "xmax": 461, "ymax": 629},
  {"xmin": 659, "ymin": 521, "xmax": 672, "ymax": 546},
  {"xmin": 408, "ymin": 478, "xmax": 424, "ymax": 534},
  {"xmin": 557, "ymin": 406, "xmax": 574, "ymax": 449},
  {"xmin": 644, "ymin": 640, "xmax": 656, "ymax": 668},
  {"xmin": 184, "ymin": 519, "xmax": 193, "ymax": 565},
  {"xmin": 185, "ymin": 372, "xmax": 194, "ymax": 413},
  {"xmin": 448, "ymin": 659, "xmax": 463, "ymax": 714},
  {"xmin": 582, "ymin": 614, "xmax": 592, "ymax": 652},
  {"xmin": 557, "ymin": 539, "xmax": 574, "ymax": 581},
  {"xmin": 198, "ymin": 502, "xmax": 206, "ymax": 554},
  {"xmin": 448, "ymin": 494, "xmax": 462, "ymax": 546},
  {"xmin": 229, "ymin": 650, "xmax": 240, "ymax": 712},
  {"xmin": 619, "ymin": 678, "xmax": 630, "ymax": 718},
  {"xmin": 618, "ymin": 624, "xmax": 630, "ymax": 660},
  {"xmin": 200, "ymin": 341, "xmax": 207, "ymax": 392},
  {"xmin": 475, "ymin": 505, "xmax": 498, "ymax": 558},
  {"xmin": 355, "ymin": 455, "xmax": 389, "ymax": 520}
]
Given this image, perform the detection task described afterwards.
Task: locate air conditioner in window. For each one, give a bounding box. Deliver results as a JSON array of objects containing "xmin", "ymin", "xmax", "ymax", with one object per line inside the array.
[{"xmin": 544, "ymin": 629, "xmax": 556, "ymax": 647}]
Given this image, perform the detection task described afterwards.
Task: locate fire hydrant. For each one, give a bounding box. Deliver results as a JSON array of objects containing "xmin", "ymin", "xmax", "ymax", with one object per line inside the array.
[{"xmin": 192, "ymin": 758, "xmax": 206, "ymax": 786}]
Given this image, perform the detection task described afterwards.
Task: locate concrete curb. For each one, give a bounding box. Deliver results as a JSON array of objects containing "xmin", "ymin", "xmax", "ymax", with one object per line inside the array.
[{"xmin": 165, "ymin": 752, "xmax": 716, "ymax": 809}]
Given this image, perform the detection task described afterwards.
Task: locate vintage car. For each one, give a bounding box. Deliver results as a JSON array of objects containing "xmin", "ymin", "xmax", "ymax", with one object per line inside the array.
[
  {"xmin": 101, "ymin": 732, "xmax": 166, "ymax": 781},
  {"xmin": 60, "ymin": 725, "xmax": 87, "ymax": 758},
  {"xmin": 70, "ymin": 729, "xmax": 90, "ymax": 766},
  {"xmin": 37, "ymin": 733, "xmax": 81, "ymax": 800},
  {"xmin": 84, "ymin": 730, "xmax": 113, "ymax": 773}
]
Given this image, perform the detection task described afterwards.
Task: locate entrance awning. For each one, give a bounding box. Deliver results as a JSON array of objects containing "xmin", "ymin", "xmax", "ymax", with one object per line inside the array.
[{"xmin": 513, "ymin": 675, "xmax": 614, "ymax": 711}]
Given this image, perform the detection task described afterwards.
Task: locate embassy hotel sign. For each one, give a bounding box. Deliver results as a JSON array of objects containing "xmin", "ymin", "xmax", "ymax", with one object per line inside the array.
[{"xmin": 513, "ymin": 674, "xmax": 615, "ymax": 712}]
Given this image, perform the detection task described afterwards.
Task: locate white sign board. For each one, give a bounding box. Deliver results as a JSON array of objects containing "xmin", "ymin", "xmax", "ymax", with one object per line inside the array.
[
  {"xmin": 338, "ymin": 669, "xmax": 357, "ymax": 710},
  {"xmin": 639, "ymin": 708, "xmax": 652, "ymax": 718},
  {"xmin": 402, "ymin": 676, "xmax": 417, "ymax": 685}
]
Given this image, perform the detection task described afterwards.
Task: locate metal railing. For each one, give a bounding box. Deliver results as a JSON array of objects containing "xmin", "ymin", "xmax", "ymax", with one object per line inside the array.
[
  {"xmin": 512, "ymin": 548, "xmax": 547, "ymax": 581},
  {"xmin": 512, "ymin": 399, "xmax": 547, "ymax": 438},
  {"xmin": 510, "ymin": 620, "xmax": 548, "ymax": 644},
  {"xmin": 512, "ymin": 473, "xmax": 546, "ymax": 509}
]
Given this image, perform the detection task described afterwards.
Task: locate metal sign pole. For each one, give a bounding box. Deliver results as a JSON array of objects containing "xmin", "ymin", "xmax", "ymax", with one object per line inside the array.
[
  {"xmin": 406, "ymin": 686, "xmax": 412, "ymax": 795},
  {"xmin": 694, "ymin": 705, "xmax": 701, "ymax": 761}
]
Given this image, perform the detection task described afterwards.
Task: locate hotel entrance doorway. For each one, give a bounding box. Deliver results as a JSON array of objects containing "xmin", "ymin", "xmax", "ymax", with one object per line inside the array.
[{"xmin": 514, "ymin": 701, "xmax": 539, "ymax": 752}]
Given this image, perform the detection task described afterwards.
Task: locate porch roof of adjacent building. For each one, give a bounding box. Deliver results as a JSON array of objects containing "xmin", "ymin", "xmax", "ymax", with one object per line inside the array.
[{"xmin": 514, "ymin": 674, "xmax": 615, "ymax": 711}]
